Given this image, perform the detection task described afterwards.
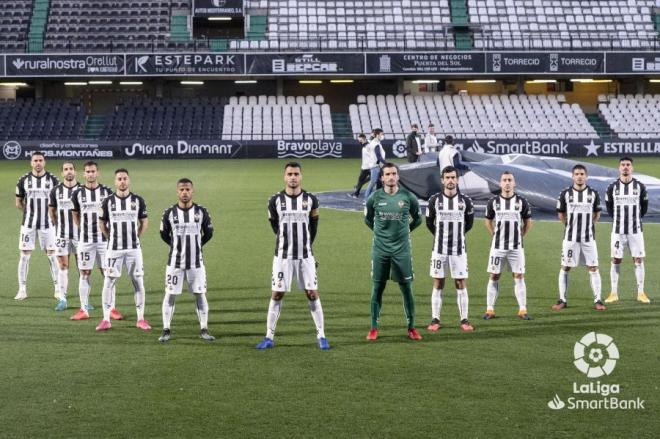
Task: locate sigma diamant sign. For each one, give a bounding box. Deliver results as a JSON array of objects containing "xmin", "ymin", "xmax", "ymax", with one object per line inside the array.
[{"xmin": 6, "ymin": 54, "xmax": 124, "ymax": 76}]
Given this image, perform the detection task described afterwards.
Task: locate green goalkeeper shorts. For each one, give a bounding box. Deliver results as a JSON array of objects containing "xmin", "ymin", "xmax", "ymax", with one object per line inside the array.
[{"xmin": 371, "ymin": 251, "xmax": 414, "ymax": 283}]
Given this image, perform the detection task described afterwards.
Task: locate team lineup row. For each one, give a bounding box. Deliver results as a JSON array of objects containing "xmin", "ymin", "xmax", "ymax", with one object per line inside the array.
[{"xmin": 14, "ymin": 153, "xmax": 650, "ymax": 348}]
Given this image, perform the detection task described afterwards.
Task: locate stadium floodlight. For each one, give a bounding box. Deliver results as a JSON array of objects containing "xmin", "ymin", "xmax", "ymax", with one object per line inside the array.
[
  {"xmin": 181, "ymin": 81, "xmax": 204, "ymax": 85},
  {"xmin": 411, "ymin": 80, "xmax": 439, "ymax": 84},
  {"xmin": 570, "ymin": 79, "xmax": 612, "ymax": 83},
  {"xmin": 299, "ymin": 80, "xmax": 323, "ymax": 84},
  {"xmin": 120, "ymin": 81, "xmax": 143, "ymax": 85},
  {"xmin": 526, "ymin": 79, "xmax": 557, "ymax": 83},
  {"xmin": 64, "ymin": 82, "xmax": 87, "ymax": 86},
  {"xmin": 235, "ymin": 80, "xmax": 257, "ymax": 84},
  {"xmin": 0, "ymin": 82, "xmax": 28, "ymax": 87},
  {"xmin": 88, "ymin": 81, "xmax": 113, "ymax": 85},
  {"xmin": 467, "ymin": 79, "xmax": 496, "ymax": 83},
  {"xmin": 208, "ymin": 17, "xmax": 232, "ymax": 21},
  {"xmin": 649, "ymin": 79, "xmax": 660, "ymax": 83},
  {"xmin": 330, "ymin": 80, "xmax": 354, "ymax": 83}
]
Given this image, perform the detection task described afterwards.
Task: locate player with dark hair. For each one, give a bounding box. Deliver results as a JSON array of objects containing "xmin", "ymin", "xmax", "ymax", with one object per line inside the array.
[
  {"xmin": 96, "ymin": 168, "xmax": 150, "ymax": 332},
  {"xmin": 483, "ymin": 171, "xmax": 533, "ymax": 320},
  {"xmin": 348, "ymin": 133, "xmax": 372, "ymax": 199},
  {"xmin": 158, "ymin": 178, "xmax": 215, "ymax": 342},
  {"xmin": 604, "ymin": 157, "xmax": 650, "ymax": 304},
  {"xmin": 48, "ymin": 161, "xmax": 81, "ymax": 311},
  {"xmin": 256, "ymin": 162, "xmax": 329, "ymax": 350},
  {"xmin": 365, "ymin": 162, "xmax": 422, "ymax": 341},
  {"xmin": 553, "ymin": 164, "xmax": 605, "ymax": 311},
  {"xmin": 14, "ymin": 152, "xmax": 60, "ymax": 300},
  {"xmin": 364, "ymin": 129, "xmax": 386, "ymax": 200},
  {"xmin": 426, "ymin": 166, "xmax": 475, "ymax": 332}
]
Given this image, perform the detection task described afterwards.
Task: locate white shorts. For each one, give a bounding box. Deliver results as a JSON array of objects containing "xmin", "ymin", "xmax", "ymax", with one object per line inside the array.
[
  {"xmin": 77, "ymin": 241, "xmax": 108, "ymax": 271},
  {"xmin": 165, "ymin": 266, "xmax": 207, "ymax": 295},
  {"xmin": 18, "ymin": 226, "xmax": 56, "ymax": 251},
  {"xmin": 611, "ymin": 233, "xmax": 645, "ymax": 259},
  {"xmin": 54, "ymin": 237, "xmax": 78, "ymax": 257},
  {"xmin": 105, "ymin": 249, "xmax": 144, "ymax": 278},
  {"xmin": 430, "ymin": 252, "xmax": 469, "ymax": 279},
  {"xmin": 561, "ymin": 240, "xmax": 599, "ymax": 268},
  {"xmin": 272, "ymin": 256, "xmax": 318, "ymax": 293},
  {"xmin": 487, "ymin": 248, "xmax": 526, "ymax": 274}
]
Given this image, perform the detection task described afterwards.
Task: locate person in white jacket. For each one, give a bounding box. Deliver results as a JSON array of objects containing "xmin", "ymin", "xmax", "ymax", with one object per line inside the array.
[
  {"xmin": 364, "ymin": 129, "xmax": 386, "ymax": 200},
  {"xmin": 423, "ymin": 124, "xmax": 439, "ymax": 153}
]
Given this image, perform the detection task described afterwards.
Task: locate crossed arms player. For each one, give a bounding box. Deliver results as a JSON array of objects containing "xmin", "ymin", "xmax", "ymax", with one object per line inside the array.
[{"xmin": 158, "ymin": 178, "xmax": 215, "ymax": 342}]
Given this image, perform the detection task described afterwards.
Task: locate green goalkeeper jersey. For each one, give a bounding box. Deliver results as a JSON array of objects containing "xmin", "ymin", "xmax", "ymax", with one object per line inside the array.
[{"xmin": 365, "ymin": 187, "xmax": 422, "ymax": 254}]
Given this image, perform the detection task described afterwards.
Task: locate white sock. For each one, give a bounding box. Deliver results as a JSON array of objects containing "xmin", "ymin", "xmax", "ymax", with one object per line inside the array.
[
  {"xmin": 634, "ymin": 262, "xmax": 645, "ymax": 294},
  {"xmin": 610, "ymin": 263, "xmax": 620, "ymax": 295},
  {"xmin": 457, "ymin": 288, "xmax": 469, "ymax": 321},
  {"xmin": 514, "ymin": 278, "xmax": 527, "ymax": 311},
  {"xmin": 18, "ymin": 253, "xmax": 30, "ymax": 289},
  {"xmin": 558, "ymin": 270, "xmax": 569, "ymax": 302},
  {"xmin": 162, "ymin": 293, "xmax": 176, "ymax": 329},
  {"xmin": 589, "ymin": 270, "xmax": 602, "ymax": 303},
  {"xmin": 132, "ymin": 276, "xmax": 145, "ymax": 321},
  {"xmin": 486, "ymin": 280, "xmax": 499, "ymax": 311},
  {"xmin": 431, "ymin": 288, "xmax": 443, "ymax": 320},
  {"xmin": 308, "ymin": 298, "xmax": 325, "ymax": 339},
  {"xmin": 101, "ymin": 276, "xmax": 116, "ymax": 321},
  {"xmin": 79, "ymin": 275, "xmax": 91, "ymax": 310},
  {"xmin": 195, "ymin": 293, "xmax": 209, "ymax": 329},
  {"xmin": 47, "ymin": 254, "xmax": 59, "ymax": 290},
  {"xmin": 58, "ymin": 268, "xmax": 69, "ymax": 299},
  {"xmin": 266, "ymin": 298, "xmax": 282, "ymax": 339},
  {"xmin": 110, "ymin": 283, "xmax": 116, "ymax": 309}
]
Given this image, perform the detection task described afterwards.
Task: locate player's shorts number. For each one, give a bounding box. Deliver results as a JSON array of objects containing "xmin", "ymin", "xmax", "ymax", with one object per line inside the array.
[
  {"xmin": 166, "ymin": 274, "xmax": 179, "ymax": 286},
  {"xmin": 433, "ymin": 260, "xmax": 442, "ymax": 270},
  {"xmin": 55, "ymin": 238, "xmax": 66, "ymax": 248},
  {"xmin": 81, "ymin": 252, "xmax": 91, "ymax": 262},
  {"xmin": 567, "ymin": 250, "xmax": 573, "ymax": 259},
  {"xmin": 22, "ymin": 234, "xmax": 29, "ymax": 243},
  {"xmin": 490, "ymin": 256, "xmax": 501, "ymax": 266},
  {"xmin": 277, "ymin": 272, "xmax": 284, "ymax": 280},
  {"xmin": 614, "ymin": 241, "xmax": 620, "ymax": 249},
  {"xmin": 107, "ymin": 258, "xmax": 117, "ymax": 267}
]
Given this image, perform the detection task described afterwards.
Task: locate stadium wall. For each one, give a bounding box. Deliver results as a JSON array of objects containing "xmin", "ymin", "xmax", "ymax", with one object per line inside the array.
[{"xmin": 2, "ymin": 138, "xmax": 660, "ymax": 161}]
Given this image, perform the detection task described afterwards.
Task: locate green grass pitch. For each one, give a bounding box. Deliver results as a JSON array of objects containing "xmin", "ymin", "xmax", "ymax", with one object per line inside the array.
[{"xmin": 0, "ymin": 157, "xmax": 658, "ymax": 438}]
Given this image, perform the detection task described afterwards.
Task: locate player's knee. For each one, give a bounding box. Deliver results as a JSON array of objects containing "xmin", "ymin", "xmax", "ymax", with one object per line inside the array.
[
  {"xmin": 306, "ymin": 290, "xmax": 319, "ymax": 300},
  {"xmin": 455, "ymin": 279, "xmax": 466, "ymax": 289},
  {"xmin": 612, "ymin": 258, "xmax": 622, "ymax": 264},
  {"xmin": 80, "ymin": 270, "xmax": 91, "ymax": 277},
  {"xmin": 433, "ymin": 278, "xmax": 444, "ymax": 289},
  {"xmin": 21, "ymin": 250, "xmax": 32, "ymax": 256},
  {"xmin": 513, "ymin": 273, "xmax": 524, "ymax": 280},
  {"xmin": 634, "ymin": 257, "xmax": 644, "ymax": 264},
  {"xmin": 588, "ymin": 266, "xmax": 599, "ymax": 273},
  {"xmin": 490, "ymin": 273, "xmax": 500, "ymax": 281},
  {"xmin": 271, "ymin": 292, "xmax": 284, "ymax": 301},
  {"xmin": 562, "ymin": 266, "xmax": 571, "ymax": 272}
]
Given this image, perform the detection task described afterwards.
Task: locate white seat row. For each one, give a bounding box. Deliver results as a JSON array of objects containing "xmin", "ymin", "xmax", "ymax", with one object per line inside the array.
[
  {"xmin": 350, "ymin": 94, "xmax": 597, "ymax": 139},
  {"xmin": 222, "ymin": 102, "xmax": 333, "ymax": 140},
  {"xmin": 228, "ymin": 95, "xmax": 324, "ymax": 106},
  {"xmin": 599, "ymin": 94, "xmax": 660, "ymax": 139}
]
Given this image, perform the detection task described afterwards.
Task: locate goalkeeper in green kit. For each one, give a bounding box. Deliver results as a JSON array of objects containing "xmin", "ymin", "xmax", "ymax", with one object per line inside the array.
[{"xmin": 364, "ymin": 162, "xmax": 423, "ymax": 341}]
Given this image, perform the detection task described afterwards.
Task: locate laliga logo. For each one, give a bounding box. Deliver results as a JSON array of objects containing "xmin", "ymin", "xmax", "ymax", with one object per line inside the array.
[
  {"xmin": 573, "ymin": 332, "xmax": 619, "ymax": 378},
  {"xmin": 391, "ymin": 140, "xmax": 407, "ymax": 158}
]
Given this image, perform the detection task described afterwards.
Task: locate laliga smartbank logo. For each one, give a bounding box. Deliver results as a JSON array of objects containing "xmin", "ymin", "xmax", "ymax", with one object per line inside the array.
[{"xmin": 547, "ymin": 332, "xmax": 645, "ymax": 411}]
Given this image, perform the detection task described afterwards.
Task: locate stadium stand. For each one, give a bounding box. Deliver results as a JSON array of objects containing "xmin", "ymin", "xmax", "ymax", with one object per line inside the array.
[
  {"xmin": 222, "ymin": 96, "xmax": 333, "ymax": 140},
  {"xmin": 44, "ymin": 0, "xmax": 192, "ymax": 52},
  {"xmin": 0, "ymin": 98, "xmax": 86, "ymax": 140},
  {"xmin": 101, "ymin": 96, "xmax": 225, "ymax": 140},
  {"xmin": 349, "ymin": 94, "xmax": 598, "ymax": 139},
  {"xmin": 470, "ymin": 0, "xmax": 658, "ymax": 49},
  {"xmin": 235, "ymin": 0, "xmax": 456, "ymax": 51},
  {"xmin": 0, "ymin": 0, "xmax": 32, "ymax": 53},
  {"xmin": 598, "ymin": 94, "xmax": 660, "ymax": 138}
]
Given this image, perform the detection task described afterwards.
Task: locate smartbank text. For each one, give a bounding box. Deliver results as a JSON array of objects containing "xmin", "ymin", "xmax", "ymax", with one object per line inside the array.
[{"xmin": 476, "ymin": 140, "xmax": 569, "ymax": 155}]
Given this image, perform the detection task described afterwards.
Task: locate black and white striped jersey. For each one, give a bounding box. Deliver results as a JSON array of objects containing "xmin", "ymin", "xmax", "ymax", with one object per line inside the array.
[
  {"xmin": 160, "ymin": 204, "xmax": 213, "ymax": 269},
  {"xmin": 426, "ymin": 192, "xmax": 475, "ymax": 255},
  {"xmin": 71, "ymin": 184, "xmax": 113, "ymax": 244},
  {"xmin": 485, "ymin": 193, "xmax": 532, "ymax": 250},
  {"xmin": 605, "ymin": 178, "xmax": 648, "ymax": 235},
  {"xmin": 556, "ymin": 186, "xmax": 601, "ymax": 242},
  {"xmin": 15, "ymin": 172, "xmax": 59, "ymax": 229},
  {"xmin": 268, "ymin": 190, "xmax": 319, "ymax": 260},
  {"xmin": 100, "ymin": 193, "xmax": 148, "ymax": 251},
  {"xmin": 49, "ymin": 183, "xmax": 80, "ymax": 240}
]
